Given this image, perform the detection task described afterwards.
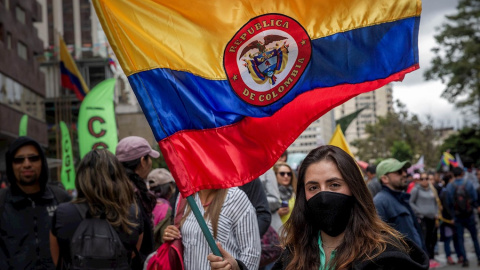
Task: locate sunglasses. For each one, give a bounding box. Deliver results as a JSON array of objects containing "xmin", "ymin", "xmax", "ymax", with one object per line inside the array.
[
  {"xmin": 420, "ymin": 178, "xmax": 428, "ymax": 181},
  {"xmin": 394, "ymin": 169, "xmax": 406, "ymax": 175},
  {"xmin": 278, "ymin": 172, "xmax": 292, "ymax": 177},
  {"xmin": 13, "ymin": 155, "xmax": 41, "ymax": 164}
]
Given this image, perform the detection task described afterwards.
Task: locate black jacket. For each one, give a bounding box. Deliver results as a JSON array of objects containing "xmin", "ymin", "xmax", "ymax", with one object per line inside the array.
[
  {"xmin": 0, "ymin": 137, "xmax": 70, "ymax": 270},
  {"xmin": 272, "ymin": 238, "xmax": 428, "ymax": 270},
  {"xmin": 239, "ymin": 178, "xmax": 272, "ymax": 237}
]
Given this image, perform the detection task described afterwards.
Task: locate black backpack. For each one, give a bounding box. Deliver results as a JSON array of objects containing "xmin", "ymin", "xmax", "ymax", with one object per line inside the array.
[
  {"xmin": 70, "ymin": 203, "xmax": 130, "ymax": 270},
  {"xmin": 453, "ymin": 180, "xmax": 473, "ymax": 218}
]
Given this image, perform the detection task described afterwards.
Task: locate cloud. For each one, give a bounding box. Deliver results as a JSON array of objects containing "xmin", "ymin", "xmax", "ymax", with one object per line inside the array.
[{"xmin": 393, "ymin": 0, "xmax": 462, "ymax": 127}]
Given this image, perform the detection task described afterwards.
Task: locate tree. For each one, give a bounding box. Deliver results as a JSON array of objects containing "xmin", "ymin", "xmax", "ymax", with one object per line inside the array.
[
  {"xmin": 424, "ymin": 0, "xmax": 480, "ymax": 122},
  {"xmin": 440, "ymin": 125, "xmax": 480, "ymax": 167},
  {"xmin": 390, "ymin": 141, "xmax": 413, "ymax": 162},
  {"xmin": 352, "ymin": 101, "xmax": 439, "ymax": 168}
]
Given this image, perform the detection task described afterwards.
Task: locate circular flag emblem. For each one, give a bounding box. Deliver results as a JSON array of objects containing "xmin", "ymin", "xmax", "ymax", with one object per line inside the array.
[{"xmin": 224, "ymin": 14, "xmax": 311, "ymax": 106}]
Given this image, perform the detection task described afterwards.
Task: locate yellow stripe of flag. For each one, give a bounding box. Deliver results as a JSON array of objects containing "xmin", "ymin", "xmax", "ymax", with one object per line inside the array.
[{"xmin": 93, "ymin": 0, "xmax": 421, "ymax": 78}]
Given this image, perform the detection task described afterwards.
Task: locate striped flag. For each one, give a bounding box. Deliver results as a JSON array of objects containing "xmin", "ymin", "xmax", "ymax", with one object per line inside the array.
[
  {"xmin": 59, "ymin": 37, "xmax": 89, "ymax": 100},
  {"xmin": 93, "ymin": 0, "xmax": 421, "ymax": 197}
]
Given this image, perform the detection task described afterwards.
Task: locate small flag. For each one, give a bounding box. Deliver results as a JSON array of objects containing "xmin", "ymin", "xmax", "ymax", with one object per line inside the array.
[
  {"xmin": 329, "ymin": 124, "xmax": 354, "ymax": 158},
  {"xmin": 59, "ymin": 36, "xmax": 89, "ymax": 100}
]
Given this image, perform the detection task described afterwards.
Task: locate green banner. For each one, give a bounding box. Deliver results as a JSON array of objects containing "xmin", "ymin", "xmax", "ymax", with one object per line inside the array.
[
  {"xmin": 19, "ymin": 114, "xmax": 28, "ymax": 136},
  {"xmin": 78, "ymin": 79, "xmax": 118, "ymax": 158},
  {"xmin": 60, "ymin": 121, "xmax": 76, "ymax": 190}
]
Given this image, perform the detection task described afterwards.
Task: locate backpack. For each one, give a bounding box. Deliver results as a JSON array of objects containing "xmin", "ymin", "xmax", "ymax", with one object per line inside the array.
[
  {"xmin": 453, "ymin": 180, "xmax": 473, "ymax": 218},
  {"xmin": 70, "ymin": 203, "xmax": 130, "ymax": 270}
]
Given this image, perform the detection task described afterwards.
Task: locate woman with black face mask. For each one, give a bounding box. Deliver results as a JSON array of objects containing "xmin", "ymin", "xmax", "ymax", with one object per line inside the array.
[{"xmin": 270, "ymin": 145, "xmax": 429, "ymax": 270}]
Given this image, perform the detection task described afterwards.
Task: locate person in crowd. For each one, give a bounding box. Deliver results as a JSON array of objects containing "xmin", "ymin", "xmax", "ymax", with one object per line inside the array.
[
  {"xmin": 365, "ymin": 164, "xmax": 381, "ymax": 197},
  {"xmin": 463, "ymin": 160, "xmax": 478, "ymax": 190},
  {"xmin": 428, "ymin": 172, "xmax": 443, "ymax": 197},
  {"xmin": 50, "ymin": 149, "xmax": 143, "ymax": 269},
  {"xmin": 273, "ymin": 162, "xmax": 296, "ymax": 224},
  {"xmin": 477, "ymin": 169, "xmax": 480, "ymax": 220},
  {"xmin": 164, "ymin": 188, "xmax": 261, "ymax": 270},
  {"xmin": 0, "ymin": 136, "xmax": 71, "ymax": 269},
  {"xmin": 407, "ymin": 173, "xmax": 420, "ymax": 194},
  {"xmin": 445, "ymin": 166, "xmax": 480, "ymax": 267},
  {"xmin": 374, "ymin": 158, "xmax": 425, "ymax": 250},
  {"xmin": 439, "ymin": 172, "xmax": 460, "ymax": 265},
  {"xmin": 409, "ymin": 172, "xmax": 440, "ymax": 267},
  {"xmin": 147, "ymin": 168, "xmax": 176, "ymax": 248},
  {"xmin": 116, "ymin": 136, "xmax": 159, "ymax": 263},
  {"xmin": 260, "ymin": 150, "xmax": 288, "ymax": 232},
  {"xmin": 255, "ymin": 145, "xmax": 427, "ymax": 269}
]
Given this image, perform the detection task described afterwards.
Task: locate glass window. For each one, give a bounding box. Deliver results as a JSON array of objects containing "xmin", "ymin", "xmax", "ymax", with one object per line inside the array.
[
  {"xmin": 15, "ymin": 6, "xmax": 26, "ymax": 24},
  {"xmin": 17, "ymin": 41, "xmax": 27, "ymax": 60},
  {"xmin": 6, "ymin": 32, "xmax": 11, "ymax": 49}
]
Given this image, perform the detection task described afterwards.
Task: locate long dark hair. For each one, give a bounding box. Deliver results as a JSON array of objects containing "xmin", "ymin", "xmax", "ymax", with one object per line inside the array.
[
  {"xmin": 122, "ymin": 156, "xmax": 156, "ymax": 215},
  {"xmin": 75, "ymin": 149, "xmax": 137, "ymax": 234},
  {"xmin": 282, "ymin": 145, "xmax": 407, "ymax": 270}
]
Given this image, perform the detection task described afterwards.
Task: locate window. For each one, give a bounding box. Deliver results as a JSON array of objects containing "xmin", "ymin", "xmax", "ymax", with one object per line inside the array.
[
  {"xmin": 17, "ymin": 41, "xmax": 27, "ymax": 60},
  {"xmin": 6, "ymin": 32, "xmax": 11, "ymax": 49},
  {"xmin": 16, "ymin": 6, "xmax": 26, "ymax": 24}
]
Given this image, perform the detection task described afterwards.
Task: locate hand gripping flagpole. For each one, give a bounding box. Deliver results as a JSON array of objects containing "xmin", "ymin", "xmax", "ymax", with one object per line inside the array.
[{"xmin": 186, "ymin": 195, "xmax": 222, "ymax": 257}]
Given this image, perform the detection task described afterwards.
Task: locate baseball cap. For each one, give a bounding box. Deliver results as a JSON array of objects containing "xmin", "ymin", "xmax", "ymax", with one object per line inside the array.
[
  {"xmin": 147, "ymin": 168, "xmax": 174, "ymax": 187},
  {"xmin": 116, "ymin": 136, "xmax": 160, "ymax": 162},
  {"xmin": 376, "ymin": 158, "xmax": 411, "ymax": 178}
]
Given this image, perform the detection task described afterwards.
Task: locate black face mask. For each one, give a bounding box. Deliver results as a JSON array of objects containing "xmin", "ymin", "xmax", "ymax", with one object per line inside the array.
[{"xmin": 306, "ymin": 191, "xmax": 354, "ymax": 237}]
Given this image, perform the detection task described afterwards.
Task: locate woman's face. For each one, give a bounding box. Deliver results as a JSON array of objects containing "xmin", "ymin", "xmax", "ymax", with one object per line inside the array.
[
  {"xmin": 304, "ymin": 160, "xmax": 352, "ymax": 201},
  {"xmin": 276, "ymin": 165, "xmax": 293, "ymax": 186},
  {"xmin": 420, "ymin": 173, "xmax": 429, "ymax": 188}
]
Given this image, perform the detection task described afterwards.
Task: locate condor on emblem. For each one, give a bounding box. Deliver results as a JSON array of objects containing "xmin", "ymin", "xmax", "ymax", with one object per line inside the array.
[{"xmin": 224, "ymin": 14, "xmax": 311, "ymax": 106}]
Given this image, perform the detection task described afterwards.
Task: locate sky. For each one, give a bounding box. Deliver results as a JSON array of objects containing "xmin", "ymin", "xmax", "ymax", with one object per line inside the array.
[{"xmin": 392, "ymin": 0, "xmax": 461, "ymax": 129}]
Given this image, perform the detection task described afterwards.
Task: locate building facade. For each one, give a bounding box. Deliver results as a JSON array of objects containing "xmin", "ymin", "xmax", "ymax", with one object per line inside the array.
[
  {"xmin": 287, "ymin": 111, "xmax": 335, "ymax": 154},
  {"xmin": 0, "ymin": 0, "xmax": 46, "ymax": 172},
  {"xmin": 334, "ymin": 84, "xmax": 393, "ymax": 144}
]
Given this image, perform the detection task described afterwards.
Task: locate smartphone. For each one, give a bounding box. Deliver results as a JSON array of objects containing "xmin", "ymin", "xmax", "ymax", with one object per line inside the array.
[{"xmin": 281, "ymin": 200, "xmax": 289, "ymax": 208}]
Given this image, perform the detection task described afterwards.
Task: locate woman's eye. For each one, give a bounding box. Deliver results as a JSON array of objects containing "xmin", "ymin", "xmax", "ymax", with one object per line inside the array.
[
  {"xmin": 308, "ymin": 186, "xmax": 318, "ymax": 191},
  {"xmin": 330, "ymin": 183, "xmax": 341, "ymax": 188}
]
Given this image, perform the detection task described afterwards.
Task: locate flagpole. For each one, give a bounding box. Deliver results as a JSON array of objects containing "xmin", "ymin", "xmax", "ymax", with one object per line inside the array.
[{"xmin": 186, "ymin": 195, "xmax": 222, "ymax": 257}]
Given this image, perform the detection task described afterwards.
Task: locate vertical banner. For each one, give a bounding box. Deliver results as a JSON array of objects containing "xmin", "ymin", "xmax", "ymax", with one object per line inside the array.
[
  {"xmin": 60, "ymin": 121, "xmax": 76, "ymax": 190},
  {"xmin": 78, "ymin": 79, "xmax": 118, "ymax": 158},
  {"xmin": 19, "ymin": 114, "xmax": 28, "ymax": 136}
]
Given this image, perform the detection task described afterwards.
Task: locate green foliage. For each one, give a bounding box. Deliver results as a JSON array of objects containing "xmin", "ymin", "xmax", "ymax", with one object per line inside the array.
[
  {"xmin": 390, "ymin": 141, "xmax": 413, "ymax": 162},
  {"xmin": 440, "ymin": 125, "xmax": 480, "ymax": 167},
  {"xmin": 352, "ymin": 100, "xmax": 439, "ymax": 168},
  {"xmin": 424, "ymin": 0, "xmax": 480, "ymax": 120}
]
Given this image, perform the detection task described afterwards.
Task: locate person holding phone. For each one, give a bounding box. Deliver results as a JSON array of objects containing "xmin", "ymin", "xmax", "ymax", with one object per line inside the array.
[{"xmin": 274, "ymin": 162, "xmax": 297, "ymax": 224}]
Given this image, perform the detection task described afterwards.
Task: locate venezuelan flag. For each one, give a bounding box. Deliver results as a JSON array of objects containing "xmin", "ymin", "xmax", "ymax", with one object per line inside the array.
[
  {"xmin": 59, "ymin": 37, "xmax": 89, "ymax": 100},
  {"xmin": 93, "ymin": 0, "xmax": 421, "ymax": 197}
]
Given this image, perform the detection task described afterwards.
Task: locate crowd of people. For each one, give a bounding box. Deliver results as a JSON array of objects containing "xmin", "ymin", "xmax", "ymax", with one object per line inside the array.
[{"xmin": 1, "ymin": 135, "xmax": 479, "ymax": 269}]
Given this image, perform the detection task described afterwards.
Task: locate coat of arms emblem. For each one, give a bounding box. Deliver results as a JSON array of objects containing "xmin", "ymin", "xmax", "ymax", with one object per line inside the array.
[{"xmin": 224, "ymin": 14, "xmax": 311, "ymax": 106}]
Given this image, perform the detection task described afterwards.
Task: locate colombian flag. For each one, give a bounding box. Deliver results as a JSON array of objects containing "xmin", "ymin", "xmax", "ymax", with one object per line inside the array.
[
  {"xmin": 93, "ymin": 0, "xmax": 421, "ymax": 197},
  {"xmin": 59, "ymin": 37, "xmax": 89, "ymax": 101}
]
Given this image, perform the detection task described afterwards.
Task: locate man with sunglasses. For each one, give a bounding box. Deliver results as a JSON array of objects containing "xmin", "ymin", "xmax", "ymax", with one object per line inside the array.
[
  {"xmin": 0, "ymin": 136, "xmax": 70, "ymax": 270},
  {"xmin": 373, "ymin": 158, "xmax": 425, "ymax": 252}
]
